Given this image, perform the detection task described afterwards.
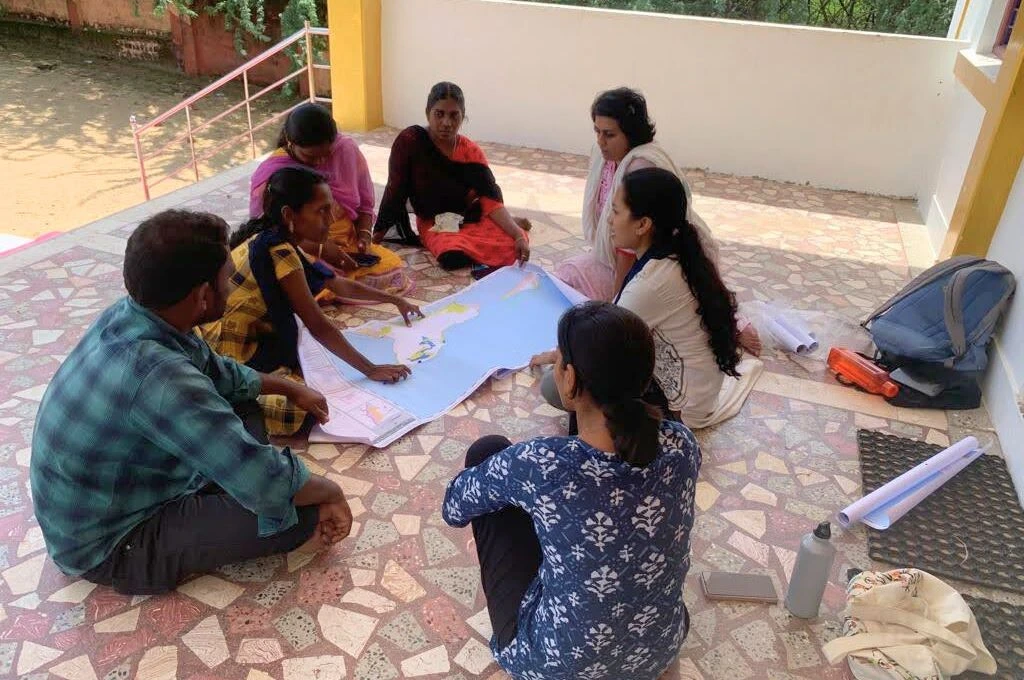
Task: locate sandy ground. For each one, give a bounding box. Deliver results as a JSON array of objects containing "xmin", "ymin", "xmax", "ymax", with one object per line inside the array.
[{"xmin": 1, "ymin": 35, "xmax": 285, "ymax": 240}]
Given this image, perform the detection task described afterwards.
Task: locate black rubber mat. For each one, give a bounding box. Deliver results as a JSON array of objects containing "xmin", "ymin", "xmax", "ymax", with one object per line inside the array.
[
  {"xmin": 962, "ymin": 595, "xmax": 1024, "ymax": 680},
  {"xmin": 857, "ymin": 430, "xmax": 1024, "ymax": 594}
]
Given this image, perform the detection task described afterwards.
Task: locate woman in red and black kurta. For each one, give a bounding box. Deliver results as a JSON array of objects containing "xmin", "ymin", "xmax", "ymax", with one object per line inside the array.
[{"xmin": 372, "ymin": 82, "xmax": 530, "ymax": 271}]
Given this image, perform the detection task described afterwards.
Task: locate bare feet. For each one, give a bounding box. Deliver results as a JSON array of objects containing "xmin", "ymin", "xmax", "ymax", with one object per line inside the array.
[{"xmin": 296, "ymin": 526, "xmax": 325, "ymax": 554}]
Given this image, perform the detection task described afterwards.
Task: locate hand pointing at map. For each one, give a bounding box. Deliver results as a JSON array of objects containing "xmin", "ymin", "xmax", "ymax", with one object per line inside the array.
[
  {"xmin": 366, "ymin": 364, "xmax": 411, "ymax": 383},
  {"xmin": 394, "ymin": 298, "xmax": 424, "ymax": 327},
  {"xmin": 515, "ymin": 236, "xmax": 530, "ymax": 266}
]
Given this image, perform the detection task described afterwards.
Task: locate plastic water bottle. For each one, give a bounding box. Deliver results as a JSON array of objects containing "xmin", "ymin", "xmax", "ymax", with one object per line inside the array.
[
  {"xmin": 785, "ymin": 521, "xmax": 836, "ymax": 618},
  {"xmin": 827, "ymin": 348, "xmax": 900, "ymax": 398}
]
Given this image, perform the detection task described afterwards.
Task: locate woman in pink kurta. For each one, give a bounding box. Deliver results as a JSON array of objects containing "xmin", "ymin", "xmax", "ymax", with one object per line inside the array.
[{"xmin": 250, "ymin": 103, "xmax": 410, "ymax": 297}]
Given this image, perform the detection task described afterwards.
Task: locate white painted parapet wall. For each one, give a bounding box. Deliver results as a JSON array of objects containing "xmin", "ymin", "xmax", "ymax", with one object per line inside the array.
[{"xmin": 382, "ymin": 0, "xmax": 964, "ymax": 198}]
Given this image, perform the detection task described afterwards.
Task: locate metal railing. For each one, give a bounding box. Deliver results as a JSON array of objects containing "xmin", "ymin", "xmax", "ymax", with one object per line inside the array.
[{"xmin": 130, "ymin": 21, "xmax": 330, "ymax": 200}]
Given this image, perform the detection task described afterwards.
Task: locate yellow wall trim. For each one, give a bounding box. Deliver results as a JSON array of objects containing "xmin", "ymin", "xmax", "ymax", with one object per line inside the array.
[
  {"xmin": 327, "ymin": 0, "xmax": 383, "ymax": 132},
  {"xmin": 953, "ymin": 50, "xmax": 997, "ymax": 109},
  {"xmin": 954, "ymin": 0, "xmax": 974, "ymax": 39},
  {"xmin": 942, "ymin": 15, "xmax": 1024, "ymax": 258}
]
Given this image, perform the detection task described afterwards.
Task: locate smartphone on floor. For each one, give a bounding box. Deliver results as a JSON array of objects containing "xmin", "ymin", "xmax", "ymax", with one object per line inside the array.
[
  {"xmin": 701, "ymin": 571, "xmax": 778, "ymax": 603},
  {"xmin": 349, "ymin": 253, "xmax": 381, "ymax": 268}
]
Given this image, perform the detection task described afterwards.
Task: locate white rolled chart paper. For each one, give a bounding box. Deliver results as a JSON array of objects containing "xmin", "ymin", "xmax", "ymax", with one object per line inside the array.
[
  {"xmin": 838, "ymin": 436, "xmax": 982, "ymax": 531},
  {"xmin": 777, "ymin": 316, "xmax": 819, "ymax": 354},
  {"xmin": 765, "ymin": 314, "xmax": 818, "ymax": 355},
  {"xmin": 765, "ymin": 317, "xmax": 805, "ymax": 353}
]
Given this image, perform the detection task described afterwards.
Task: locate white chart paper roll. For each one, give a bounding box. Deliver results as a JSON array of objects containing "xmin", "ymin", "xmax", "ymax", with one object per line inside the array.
[
  {"xmin": 838, "ymin": 436, "xmax": 981, "ymax": 530},
  {"xmin": 765, "ymin": 317, "xmax": 806, "ymax": 353},
  {"xmin": 777, "ymin": 316, "xmax": 819, "ymax": 353},
  {"xmin": 766, "ymin": 314, "xmax": 818, "ymax": 354}
]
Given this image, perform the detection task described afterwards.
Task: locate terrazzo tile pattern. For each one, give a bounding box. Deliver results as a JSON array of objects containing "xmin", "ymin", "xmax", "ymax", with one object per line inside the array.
[{"xmin": 0, "ymin": 130, "xmax": 1016, "ymax": 680}]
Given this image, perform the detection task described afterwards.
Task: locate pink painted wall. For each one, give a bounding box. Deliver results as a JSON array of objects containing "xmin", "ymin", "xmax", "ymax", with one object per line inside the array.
[
  {"xmin": 76, "ymin": 0, "xmax": 170, "ymax": 34},
  {"xmin": 1, "ymin": 0, "xmax": 329, "ymax": 91},
  {"xmin": 184, "ymin": 12, "xmax": 330, "ymax": 91},
  {"xmin": 2, "ymin": 0, "xmax": 67, "ymax": 21},
  {"xmin": 190, "ymin": 12, "xmax": 295, "ymax": 83}
]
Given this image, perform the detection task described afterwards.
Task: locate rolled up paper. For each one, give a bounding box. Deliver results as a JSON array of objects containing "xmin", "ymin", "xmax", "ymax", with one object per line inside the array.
[
  {"xmin": 766, "ymin": 317, "xmax": 808, "ymax": 354},
  {"xmin": 777, "ymin": 316, "xmax": 819, "ymax": 354},
  {"xmin": 838, "ymin": 436, "xmax": 981, "ymax": 530},
  {"xmin": 861, "ymin": 448, "xmax": 983, "ymax": 529}
]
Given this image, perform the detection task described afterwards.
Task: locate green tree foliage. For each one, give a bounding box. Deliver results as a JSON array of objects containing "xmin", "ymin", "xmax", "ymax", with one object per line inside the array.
[
  {"xmin": 279, "ymin": 0, "xmax": 319, "ymax": 39},
  {"xmin": 278, "ymin": 0, "xmax": 322, "ymax": 86},
  {"xmin": 523, "ymin": 0, "xmax": 955, "ymax": 36},
  {"xmin": 141, "ymin": 0, "xmax": 324, "ymax": 94},
  {"xmin": 144, "ymin": 0, "xmax": 324, "ymax": 54}
]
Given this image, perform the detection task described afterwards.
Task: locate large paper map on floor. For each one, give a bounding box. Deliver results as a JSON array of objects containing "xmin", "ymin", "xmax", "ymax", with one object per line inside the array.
[{"xmin": 299, "ymin": 264, "xmax": 585, "ymax": 447}]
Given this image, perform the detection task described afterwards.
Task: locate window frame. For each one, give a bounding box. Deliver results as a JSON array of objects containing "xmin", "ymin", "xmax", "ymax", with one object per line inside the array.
[{"xmin": 994, "ymin": 0, "xmax": 1021, "ymax": 57}]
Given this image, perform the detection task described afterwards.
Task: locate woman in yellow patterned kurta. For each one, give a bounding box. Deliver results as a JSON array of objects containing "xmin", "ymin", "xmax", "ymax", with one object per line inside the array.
[{"xmin": 202, "ymin": 167, "xmax": 423, "ymax": 436}]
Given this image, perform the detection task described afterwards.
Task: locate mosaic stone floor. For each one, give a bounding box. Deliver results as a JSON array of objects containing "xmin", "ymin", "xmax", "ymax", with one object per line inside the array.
[{"xmin": 0, "ymin": 130, "xmax": 1015, "ymax": 680}]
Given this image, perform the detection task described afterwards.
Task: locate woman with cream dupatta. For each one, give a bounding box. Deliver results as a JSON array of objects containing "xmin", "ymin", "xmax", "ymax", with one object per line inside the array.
[{"xmin": 555, "ymin": 87, "xmax": 761, "ymax": 357}]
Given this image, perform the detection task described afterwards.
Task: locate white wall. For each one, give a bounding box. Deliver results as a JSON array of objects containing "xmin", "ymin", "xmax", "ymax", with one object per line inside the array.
[
  {"xmin": 949, "ymin": 0, "xmax": 1000, "ymax": 48},
  {"xmin": 381, "ymin": 0, "xmax": 964, "ymax": 197},
  {"xmin": 975, "ymin": 0, "xmax": 1010, "ymax": 54},
  {"xmin": 948, "ymin": 0, "xmax": 967, "ymax": 37},
  {"xmin": 924, "ymin": 83, "xmax": 986, "ymax": 252},
  {"xmin": 984, "ymin": 160, "xmax": 1024, "ymax": 505}
]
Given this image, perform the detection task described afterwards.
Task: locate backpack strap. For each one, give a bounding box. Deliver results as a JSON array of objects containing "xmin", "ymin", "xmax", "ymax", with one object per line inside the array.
[
  {"xmin": 965, "ymin": 267, "xmax": 1017, "ymax": 345},
  {"xmin": 862, "ymin": 255, "xmax": 981, "ymax": 329},
  {"xmin": 944, "ymin": 262, "xmax": 1016, "ymax": 366}
]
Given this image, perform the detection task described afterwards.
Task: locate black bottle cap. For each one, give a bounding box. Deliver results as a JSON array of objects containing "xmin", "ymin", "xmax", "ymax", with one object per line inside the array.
[{"xmin": 814, "ymin": 521, "xmax": 832, "ymax": 540}]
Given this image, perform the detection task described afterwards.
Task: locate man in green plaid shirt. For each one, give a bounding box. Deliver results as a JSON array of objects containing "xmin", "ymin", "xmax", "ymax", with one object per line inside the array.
[{"xmin": 30, "ymin": 210, "xmax": 351, "ymax": 594}]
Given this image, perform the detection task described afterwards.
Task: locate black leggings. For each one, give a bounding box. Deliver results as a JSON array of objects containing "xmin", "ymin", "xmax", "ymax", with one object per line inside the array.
[{"xmin": 465, "ymin": 435, "xmax": 543, "ymax": 649}]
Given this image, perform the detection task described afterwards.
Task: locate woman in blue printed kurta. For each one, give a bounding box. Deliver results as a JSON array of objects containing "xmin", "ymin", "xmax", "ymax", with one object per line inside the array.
[{"xmin": 443, "ymin": 301, "xmax": 701, "ymax": 680}]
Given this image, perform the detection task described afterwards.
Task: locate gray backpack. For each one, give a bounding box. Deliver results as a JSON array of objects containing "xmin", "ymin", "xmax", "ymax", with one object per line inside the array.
[{"xmin": 863, "ymin": 255, "xmax": 1016, "ymax": 373}]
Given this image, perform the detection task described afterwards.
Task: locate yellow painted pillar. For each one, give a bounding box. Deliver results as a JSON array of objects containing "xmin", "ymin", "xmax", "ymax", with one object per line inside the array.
[
  {"xmin": 327, "ymin": 0, "xmax": 383, "ymax": 131},
  {"xmin": 942, "ymin": 17, "xmax": 1024, "ymax": 258}
]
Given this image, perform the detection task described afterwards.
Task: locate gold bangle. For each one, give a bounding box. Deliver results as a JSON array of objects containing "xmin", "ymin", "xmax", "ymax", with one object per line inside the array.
[
  {"xmin": 318, "ymin": 243, "xmax": 324, "ymax": 258},
  {"xmin": 358, "ymin": 228, "xmax": 373, "ymax": 236}
]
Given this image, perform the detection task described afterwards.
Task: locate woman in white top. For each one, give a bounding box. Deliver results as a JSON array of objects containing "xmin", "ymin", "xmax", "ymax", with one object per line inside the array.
[
  {"xmin": 537, "ymin": 167, "xmax": 758, "ymax": 429},
  {"xmin": 609, "ymin": 167, "xmax": 742, "ymax": 425}
]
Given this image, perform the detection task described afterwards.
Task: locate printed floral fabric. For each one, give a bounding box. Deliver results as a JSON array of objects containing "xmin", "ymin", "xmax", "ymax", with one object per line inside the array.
[
  {"xmin": 844, "ymin": 570, "xmax": 930, "ymax": 680},
  {"xmin": 443, "ymin": 421, "xmax": 701, "ymax": 679}
]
